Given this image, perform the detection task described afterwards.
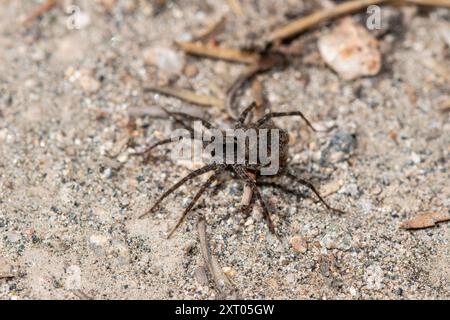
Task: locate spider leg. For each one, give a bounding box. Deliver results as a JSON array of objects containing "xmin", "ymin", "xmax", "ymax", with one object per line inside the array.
[
  {"xmin": 130, "ymin": 117, "xmax": 208, "ymax": 161},
  {"xmin": 252, "ymin": 185, "xmax": 277, "ymax": 236},
  {"xmin": 129, "ymin": 138, "xmax": 174, "ymax": 162},
  {"xmin": 236, "ymin": 102, "xmax": 257, "ymax": 126},
  {"xmin": 256, "ymin": 180, "xmax": 308, "ymax": 199},
  {"xmin": 255, "ymin": 111, "xmax": 316, "ymax": 132},
  {"xmin": 162, "ymin": 107, "xmax": 215, "ymax": 129},
  {"xmin": 139, "ymin": 164, "xmax": 216, "ymax": 219},
  {"xmin": 233, "ymin": 166, "xmax": 277, "ymax": 236},
  {"xmin": 162, "ymin": 108, "xmax": 227, "ymax": 148},
  {"xmin": 285, "ymin": 171, "xmax": 344, "ymax": 214},
  {"xmin": 167, "ymin": 168, "xmax": 223, "ymax": 238}
]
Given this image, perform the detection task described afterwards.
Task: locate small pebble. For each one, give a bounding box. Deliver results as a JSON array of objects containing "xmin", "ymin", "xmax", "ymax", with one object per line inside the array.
[
  {"xmin": 222, "ymin": 266, "xmax": 236, "ymax": 277},
  {"xmin": 339, "ymin": 183, "xmax": 361, "ymax": 198},
  {"xmin": 411, "ymin": 152, "xmax": 421, "ymax": 164},
  {"xmin": 78, "ymin": 70, "xmax": 101, "ymax": 94},
  {"xmin": 349, "ymin": 286, "xmax": 358, "ymax": 297},
  {"xmin": 289, "ymin": 236, "xmax": 308, "ymax": 253},
  {"xmin": 184, "ymin": 64, "xmax": 198, "ymax": 78},
  {"xmin": 366, "ymin": 264, "xmax": 384, "ymax": 290},
  {"xmin": 89, "ymin": 234, "xmax": 109, "ymax": 246},
  {"xmin": 321, "ymin": 234, "xmax": 337, "ymax": 250},
  {"xmin": 6, "ymin": 232, "xmax": 21, "ymax": 244},
  {"xmin": 320, "ymin": 132, "xmax": 356, "ymax": 166},
  {"xmin": 0, "ymin": 257, "xmax": 14, "ymax": 278},
  {"xmin": 318, "ymin": 17, "xmax": 381, "ymax": 80},
  {"xmin": 143, "ymin": 46, "xmax": 185, "ymax": 74}
]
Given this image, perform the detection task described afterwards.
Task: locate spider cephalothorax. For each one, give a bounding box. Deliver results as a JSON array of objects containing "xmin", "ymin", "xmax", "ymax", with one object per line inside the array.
[{"xmin": 138, "ymin": 103, "xmax": 342, "ymax": 238}]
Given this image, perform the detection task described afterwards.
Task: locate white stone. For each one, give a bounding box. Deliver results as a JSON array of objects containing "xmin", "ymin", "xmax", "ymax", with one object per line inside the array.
[
  {"xmin": 143, "ymin": 47, "xmax": 185, "ymax": 74},
  {"xmin": 318, "ymin": 17, "xmax": 381, "ymax": 80}
]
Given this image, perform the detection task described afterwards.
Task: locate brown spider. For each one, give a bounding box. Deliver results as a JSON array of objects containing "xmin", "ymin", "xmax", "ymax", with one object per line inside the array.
[{"xmin": 137, "ymin": 103, "xmax": 342, "ymax": 238}]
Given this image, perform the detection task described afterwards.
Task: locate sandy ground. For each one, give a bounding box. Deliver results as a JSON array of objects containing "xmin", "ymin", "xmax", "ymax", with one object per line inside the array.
[{"xmin": 0, "ymin": 1, "xmax": 449, "ymax": 299}]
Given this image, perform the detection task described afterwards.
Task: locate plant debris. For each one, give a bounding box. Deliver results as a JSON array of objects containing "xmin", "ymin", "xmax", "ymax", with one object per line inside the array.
[
  {"xmin": 269, "ymin": 0, "xmax": 450, "ymax": 42},
  {"xmin": 400, "ymin": 212, "xmax": 450, "ymax": 230},
  {"xmin": 197, "ymin": 217, "xmax": 238, "ymax": 299},
  {"xmin": 144, "ymin": 86, "xmax": 223, "ymax": 108},
  {"xmin": 192, "ymin": 15, "xmax": 227, "ymax": 43},
  {"xmin": 176, "ymin": 41, "xmax": 259, "ymax": 64}
]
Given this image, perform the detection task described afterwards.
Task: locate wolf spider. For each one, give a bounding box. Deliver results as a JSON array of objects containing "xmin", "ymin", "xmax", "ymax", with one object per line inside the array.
[{"xmin": 137, "ymin": 103, "xmax": 342, "ymax": 238}]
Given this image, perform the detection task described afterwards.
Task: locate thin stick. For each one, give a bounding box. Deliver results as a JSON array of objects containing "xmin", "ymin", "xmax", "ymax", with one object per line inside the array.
[
  {"xmin": 197, "ymin": 217, "xmax": 238, "ymax": 299},
  {"xmin": 270, "ymin": 0, "xmax": 389, "ymax": 41},
  {"xmin": 176, "ymin": 41, "xmax": 259, "ymax": 64},
  {"xmin": 72, "ymin": 290, "xmax": 93, "ymax": 300},
  {"xmin": 145, "ymin": 86, "xmax": 223, "ymax": 107},
  {"xmin": 405, "ymin": 0, "xmax": 450, "ymax": 6},
  {"xmin": 269, "ymin": 0, "xmax": 450, "ymax": 42},
  {"xmin": 193, "ymin": 15, "xmax": 227, "ymax": 42},
  {"xmin": 22, "ymin": 0, "xmax": 59, "ymax": 26}
]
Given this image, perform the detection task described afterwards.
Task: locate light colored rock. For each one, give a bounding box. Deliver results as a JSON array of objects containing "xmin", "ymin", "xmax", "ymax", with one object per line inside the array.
[
  {"xmin": 411, "ymin": 152, "xmax": 421, "ymax": 164},
  {"xmin": 6, "ymin": 232, "xmax": 21, "ymax": 244},
  {"xmin": 54, "ymin": 34, "xmax": 88, "ymax": 64},
  {"xmin": 143, "ymin": 46, "xmax": 185, "ymax": 74},
  {"xmin": 339, "ymin": 183, "xmax": 361, "ymax": 198},
  {"xmin": 366, "ymin": 264, "xmax": 384, "ymax": 290},
  {"xmin": 349, "ymin": 286, "xmax": 358, "ymax": 297},
  {"xmin": 184, "ymin": 64, "xmax": 198, "ymax": 78},
  {"xmin": 64, "ymin": 265, "xmax": 81, "ymax": 290},
  {"xmin": 89, "ymin": 234, "xmax": 109, "ymax": 248},
  {"xmin": 222, "ymin": 266, "xmax": 236, "ymax": 277},
  {"xmin": 318, "ymin": 17, "xmax": 381, "ymax": 80},
  {"xmin": 321, "ymin": 233, "xmax": 337, "ymax": 250},
  {"xmin": 111, "ymin": 239, "xmax": 130, "ymax": 263},
  {"xmin": 78, "ymin": 70, "xmax": 101, "ymax": 94},
  {"xmin": 289, "ymin": 236, "xmax": 308, "ymax": 253},
  {"xmin": 0, "ymin": 258, "xmax": 13, "ymax": 278}
]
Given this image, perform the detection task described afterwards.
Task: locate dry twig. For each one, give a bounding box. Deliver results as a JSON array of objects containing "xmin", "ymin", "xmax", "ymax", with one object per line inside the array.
[
  {"xmin": 176, "ymin": 41, "xmax": 259, "ymax": 64},
  {"xmin": 193, "ymin": 16, "xmax": 227, "ymax": 42},
  {"xmin": 197, "ymin": 217, "xmax": 239, "ymax": 299},
  {"xmin": 270, "ymin": 0, "xmax": 450, "ymax": 42},
  {"xmin": 145, "ymin": 86, "xmax": 223, "ymax": 108},
  {"xmin": 400, "ymin": 212, "xmax": 450, "ymax": 230}
]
